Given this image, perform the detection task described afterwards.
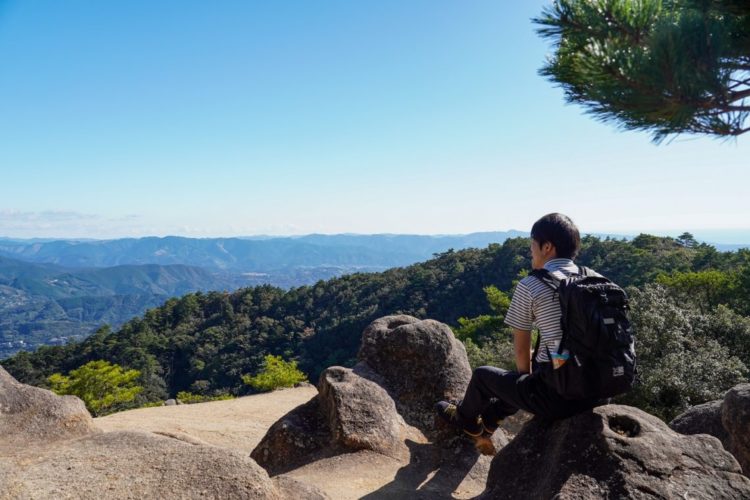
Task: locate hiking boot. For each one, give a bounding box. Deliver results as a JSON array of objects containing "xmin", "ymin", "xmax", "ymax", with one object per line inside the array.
[
  {"xmin": 480, "ymin": 417, "xmax": 503, "ymax": 437},
  {"xmin": 472, "ymin": 429, "xmax": 497, "ymax": 456},
  {"xmin": 435, "ymin": 401, "xmax": 483, "ymax": 437}
]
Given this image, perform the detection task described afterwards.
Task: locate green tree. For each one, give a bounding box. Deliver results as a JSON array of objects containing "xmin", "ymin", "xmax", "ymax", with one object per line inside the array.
[
  {"xmin": 463, "ymin": 337, "xmax": 516, "ymax": 371},
  {"xmin": 242, "ymin": 355, "xmax": 308, "ymax": 392},
  {"xmin": 5, "ymin": 235, "xmax": 747, "ymax": 406},
  {"xmin": 48, "ymin": 360, "xmax": 143, "ymax": 416},
  {"xmin": 536, "ymin": 0, "xmax": 750, "ymax": 141},
  {"xmin": 656, "ymin": 269, "xmax": 738, "ymax": 312},
  {"xmin": 621, "ymin": 285, "xmax": 747, "ymax": 421},
  {"xmin": 453, "ymin": 285, "xmax": 510, "ymax": 343},
  {"xmin": 676, "ymin": 232, "xmax": 698, "ymax": 249}
]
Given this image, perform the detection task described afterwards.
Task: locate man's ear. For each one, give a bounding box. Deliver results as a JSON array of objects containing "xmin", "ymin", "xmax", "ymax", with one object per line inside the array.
[{"xmin": 542, "ymin": 241, "xmax": 555, "ymax": 255}]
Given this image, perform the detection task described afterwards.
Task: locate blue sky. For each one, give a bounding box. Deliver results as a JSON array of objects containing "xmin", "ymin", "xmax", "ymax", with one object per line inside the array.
[{"xmin": 0, "ymin": 1, "xmax": 748, "ymax": 243}]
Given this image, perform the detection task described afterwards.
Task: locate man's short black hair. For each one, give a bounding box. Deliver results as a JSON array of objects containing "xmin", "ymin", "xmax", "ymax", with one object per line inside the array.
[{"xmin": 531, "ymin": 213, "xmax": 581, "ymax": 260}]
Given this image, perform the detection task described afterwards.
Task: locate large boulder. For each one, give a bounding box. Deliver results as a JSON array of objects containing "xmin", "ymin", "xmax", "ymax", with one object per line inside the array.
[
  {"xmin": 480, "ymin": 404, "xmax": 750, "ymax": 499},
  {"xmin": 670, "ymin": 383, "xmax": 750, "ymax": 476},
  {"xmin": 318, "ymin": 366, "xmax": 407, "ymax": 457},
  {"xmin": 252, "ymin": 315, "xmax": 508, "ymax": 498},
  {"xmin": 723, "ymin": 384, "xmax": 750, "ymax": 475},
  {"xmin": 669, "ymin": 399, "xmax": 729, "ymax": 443},
  {"xmin": 2, "ymin": 431, "xmax": 283, "ymax": 499},
  {"xmin": 250, "ymin": 397, "xmax": 331, "ymax": 476},
  {"xmin": 358, "ymin": 315, "xmax": 472, "ymax": 433},
  {"xmin": 251, "ymin": 365, "xmax": 418, "ymax": 475},
  {"xmin": 0, "ymin": 365, "xmax": 318, "ymax": 499},
  {"xmin": 253, "ymin": 315, "xmax": 487, "ymax": 475},
  {"xmin": 670, "ymin": 400, "xmax": 730, "ymax": 449},
  {"xmin": 0, "ymin": 365, "xmax": 98, "ymax": 451}
]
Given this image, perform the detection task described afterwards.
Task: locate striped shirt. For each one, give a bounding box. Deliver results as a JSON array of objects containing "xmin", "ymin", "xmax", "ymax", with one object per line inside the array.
[{"xmin": 504, "ymin": 258, "xmax": 600, "ymax": 364}]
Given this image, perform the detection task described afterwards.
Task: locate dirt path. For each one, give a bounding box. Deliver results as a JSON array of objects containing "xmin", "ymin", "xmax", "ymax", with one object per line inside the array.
[{"xmin": 95, "ymin": 386, "xmax": 317, "ymax": 454}]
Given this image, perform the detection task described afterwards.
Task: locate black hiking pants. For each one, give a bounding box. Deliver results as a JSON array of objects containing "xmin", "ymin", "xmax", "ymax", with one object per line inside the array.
[{"xmin": 457, "ymin": 365, "xmax": 600, "ymax": 427}]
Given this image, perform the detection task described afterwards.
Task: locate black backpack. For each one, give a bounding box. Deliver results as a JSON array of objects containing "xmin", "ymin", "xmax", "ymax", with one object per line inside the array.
[{"xmin": 530, "ymin": 266, "xmax": 636, "ymax": 400}]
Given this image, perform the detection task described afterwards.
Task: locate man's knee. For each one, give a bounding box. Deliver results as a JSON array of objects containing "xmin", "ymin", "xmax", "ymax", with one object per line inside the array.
[{"xmin": 473, "ymin": 365, "xmax": 509, "ymax": 383}]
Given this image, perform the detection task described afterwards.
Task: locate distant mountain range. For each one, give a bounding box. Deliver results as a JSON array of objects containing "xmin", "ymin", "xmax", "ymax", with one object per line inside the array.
[
  {"xmin": 0, "ymin": 232, "xmax": 525, "ymax": 358},
  {"xmin": 0, "ymin": 232, "xmax": 527, "ymax": 271}
]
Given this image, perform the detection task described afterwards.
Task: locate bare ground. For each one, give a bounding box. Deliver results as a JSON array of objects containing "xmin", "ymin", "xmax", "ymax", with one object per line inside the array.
[
  {"xmin": 95, "ymin": 386, "xmax": 318, "ymax": 454},
  {"xmin": 94, "ymin": 387, "xmax": 492, "ymax": 499}
]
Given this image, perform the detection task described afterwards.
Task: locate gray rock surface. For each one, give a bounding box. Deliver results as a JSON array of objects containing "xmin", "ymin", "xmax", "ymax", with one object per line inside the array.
[
  {"xmin": 669, "ymin": 399, "xmax": 729, "ymax": 443},
  {"xmin": 0, "ymin": 365, "xmax": 98, "ymax": 451},
  {"xmin": 358, "ymin": 315, "xmax": 472, "ymax": 433},
  {"xmin": 318, "ymin": 366, "xmax": 407, "ymax": 457},
  {"xmin": 251, "ymin": 365, "xmax": 417, "ymax": 475},
  {"xmin": 481, "ymin": 404, "xmax": 750, "ymax": 499},
  {"xmin": 2, "ymin": 431, "xmax": 281, "ymax": 500},
  {"xmin": 250, "ymin": 396, "xmax": 330, "ymax": 475},
  {"xmin": 273, "ymin": 475, "xmax": 330, "ymax": 500},
  {"xmin": 670, "ymin": 383, "xmax": 750, "ymax": 477},
  {"xmin": 670, "ymin": 399, "xmax": 730, "ymax": 448},
  {"xmin": 0, "ymin": 366, "xmax": 291, "ymax": 499},
  {"xmin": 253, "ymin": 315, "xmax": 492, "ymax": 476},
  {"xmin": 252, "ymin": 315, "xmax": 509, "ymax": 499},
  {"xmin": 723, "ymin": 384, "xmax": 750, "ymax": 475}
]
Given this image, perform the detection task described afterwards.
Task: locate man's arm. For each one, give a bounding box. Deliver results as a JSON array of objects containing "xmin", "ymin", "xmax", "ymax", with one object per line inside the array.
[{"xmin": 512, "ymin": 328, "xmax": 532, "ymax": 374}]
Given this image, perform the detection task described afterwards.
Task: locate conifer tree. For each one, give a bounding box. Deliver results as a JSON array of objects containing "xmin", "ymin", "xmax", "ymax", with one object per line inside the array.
[
  {"xmin": 48, "ymin": 360, "xmax": 143, "ymax": 416},
  {"xmin": 536, "ymin": 0, "xmax": 750, "ymax": 141}
]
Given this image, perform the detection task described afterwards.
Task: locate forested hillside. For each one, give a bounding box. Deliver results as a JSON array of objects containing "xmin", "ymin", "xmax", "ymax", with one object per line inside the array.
[
  {"xmin": 0, "ymin": 257, "xmax": 239, "ymax": 358},
  {"xmin": 3, "ymin": 234, "xmax": 749, "ymax": 420}
]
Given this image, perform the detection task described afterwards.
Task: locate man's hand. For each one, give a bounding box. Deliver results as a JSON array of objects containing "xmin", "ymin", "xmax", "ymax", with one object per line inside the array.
[{"xmin": 512, "ymin": 328, "xmax": 532, "ymax": 374}]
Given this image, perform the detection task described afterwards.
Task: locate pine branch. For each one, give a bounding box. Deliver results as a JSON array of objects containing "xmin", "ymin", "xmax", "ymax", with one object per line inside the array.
[
  {"xmin": 727, "ymin": 79, "xmax": 750, "ymax": 91},
  {"xmin": 706, "ymin": 106, "xmax": 750, "ymax": 114},
  {"xmin": 729, "ymin": 88, "xmax": 750, "ymax": 102}
]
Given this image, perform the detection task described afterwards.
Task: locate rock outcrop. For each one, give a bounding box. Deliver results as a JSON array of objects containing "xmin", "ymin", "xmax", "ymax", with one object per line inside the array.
[
  {"xmin": 318, "ymin": 365, "xmax": 407, "ymax": 456},
  {"xmin": 670, "ymin": 383, "xmax": 750, "ymax": 476},
  {"xmin": 481, "ymin": 404, "xmax": 750, "ymax": 499},
  {"xmin": 358, "ymin": 315, "xmax": 472, "ymax": 430},
  {"xmin": 2, "ymin": 431, "xmax": 283, "ymax": 499},
  {"xmin": 723, "ymin": 384, "xmax": 750, "ymax": 476},
  {"xmin": 252, "ymin": 316, "xmax": 496, "ymax": 473},
  {"xmin": 0, "ymin": 365, "xmax": 325, "ymax": 499},
  {"xmin": 670, "ymin": 400, "xmax": 729, "ymax": 446},
  {"xmin": 7, "ymin": 314, "xmax": 749, "ymax": 499},
  {"xmin": 252, "ymin": 315, "xmax": 507, "ymax": 497},
  {"xmin": 0, "ymin": 366, "xmax": 98, "ymax": 452}
]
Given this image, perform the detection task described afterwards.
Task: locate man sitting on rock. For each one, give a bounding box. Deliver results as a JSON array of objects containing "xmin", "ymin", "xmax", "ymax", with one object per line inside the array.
[{"xmin": 436, "ymin": 213, "xmax": 602, "ymax": 442}]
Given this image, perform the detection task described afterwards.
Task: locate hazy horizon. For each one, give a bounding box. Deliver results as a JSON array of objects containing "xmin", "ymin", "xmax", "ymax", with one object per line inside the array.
[
  {"xmin": 1, "ymin": 2, "xmax": 747, "ymax": 240},
  {"xmin": 1, "ymin": 228, "xmax": 749, "ymax": 246}
]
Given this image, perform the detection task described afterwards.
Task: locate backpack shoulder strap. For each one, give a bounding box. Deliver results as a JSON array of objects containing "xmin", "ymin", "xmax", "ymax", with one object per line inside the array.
[
  {"xmin": 528, "ymin": 269, "xmax": 563, "ymax": 363},
  {"xmin": 530, "ymin": 268, "xmax": 559, "ymax": 291}
]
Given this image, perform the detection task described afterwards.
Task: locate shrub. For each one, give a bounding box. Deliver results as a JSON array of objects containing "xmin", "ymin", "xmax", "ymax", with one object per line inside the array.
[
  {"xmin": 242, "ymin": 355, "xmax": 308, "ymax": 392},
  {"xmin": 463, "ymin": 336, "xmax": 515, "ymax": 371},
  {"xmin": 48, "ymin": 360, "xmax": 143, "ymax": 416},
  {"xmin": 175, "ymin": 391, "xmax": 234, "ymax": 404},
  {"xmin": 619, "ymin": 285, "xmax": 748, "ymax": 421},
  {"xmin": 453, "ymin": 286, "xmax": 510, "ymax": 343},
  {"xmin": 139, "ymin": 401, "xmax": 164, "ymax": 409}
]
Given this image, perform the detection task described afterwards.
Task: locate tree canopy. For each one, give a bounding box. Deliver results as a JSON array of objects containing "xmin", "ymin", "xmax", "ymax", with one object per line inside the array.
[
  {"xmin": 536, "ymin": 0, "xmax": 750, "ymax": 141},
  {"xmin": 48, "ymin": 360, "xmax": 143, "ymax": 416},
  {"xmin": 3, "ymin": 234, "xmax": 749, "ymax": 420}
]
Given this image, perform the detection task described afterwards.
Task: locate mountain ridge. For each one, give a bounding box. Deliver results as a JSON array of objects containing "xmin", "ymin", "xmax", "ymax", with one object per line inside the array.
[
  {"xmin": 0, "ymin": 232, "xmax": 527, "ymax": 270},
  {"xmin": 0, "ymin": 256, "xmax": 239, "ymax": 358}
]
